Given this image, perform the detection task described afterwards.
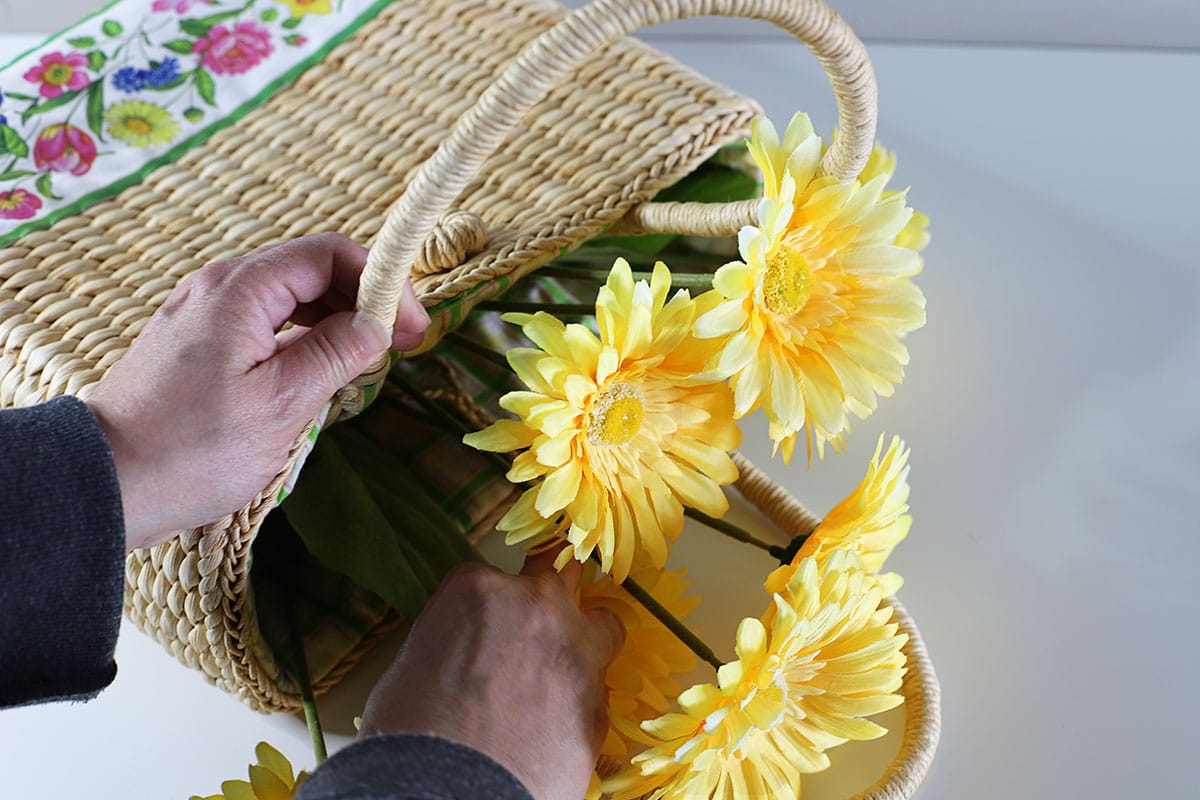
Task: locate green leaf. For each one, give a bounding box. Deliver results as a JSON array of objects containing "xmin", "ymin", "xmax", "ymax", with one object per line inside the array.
[
  {"xmin": 183, "ymin": 107, "xmax": 205, "ymax": 123},
  {"xmin": 145, "ymin": 75, "xmax": 187, "ymax": 91},
  {"xmin": 0, "ymin": 125, "xmax": 29, "ymax": 158},
  {"xmin": 20, "ymin": 88, "xmax": 82, "ymax": 125},
  {"xmin": 0, "ymin": 170, "xmax": 36, "ymax": 181},
  {"xmin": 2, "ymin": 91, "xmax": 37, "ymax": 102},
  {"xmin": 282, "ymin": 17, "xmax": 303, "ymax": 29},
  {"xmin": 260, "ymin": 7, "xmax": 278, "ymax": 21},
  {"xmin": 163, "ymin": 38, "xmax": 196, "ymax": 55},
  {"xmin": 66, "ymin": 36, "xmax": 96, "ymax": 48},
  {"xmin": 280, "ymin": 436, "xmax": 431, "ymax": 620},
  {"xmin": 35, "ymin": 172, "xmax": 61, "ymax": 200},
  {"xmin": 179, "ymin": 19, "xmax": 214, "ymax": 38},
  {"xmin": 87, "ymin": 50, "xmax": 108, "ymax": 71},
  {"xmin": 86, "ymin": 82, "xmax": 105, "ymax": 141},
  {"xmin": 193, "ymin": 68, "xmax": 217, "ymax": 107},
  {"xmin": 332, "ymin": 424, "xmax": 483, "ymax": 574},
  {"xmin": 101, "ymin": 19, "xmax": 124, "ymax": 37},
  {"xmin": 182, "ymin": 1, "xmax": 255, "ymax": 37}
]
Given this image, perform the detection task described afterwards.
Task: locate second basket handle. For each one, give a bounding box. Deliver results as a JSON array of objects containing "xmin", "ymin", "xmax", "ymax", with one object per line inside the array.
[{"xmin": 358, "ymin": 0, "xmax": 877, "ymax": 333}]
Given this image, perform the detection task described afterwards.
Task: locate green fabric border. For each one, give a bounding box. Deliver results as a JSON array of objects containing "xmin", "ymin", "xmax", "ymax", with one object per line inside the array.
[{"xmin": 0, "ymin": 0, "xmax": 397, "ymax": 249}]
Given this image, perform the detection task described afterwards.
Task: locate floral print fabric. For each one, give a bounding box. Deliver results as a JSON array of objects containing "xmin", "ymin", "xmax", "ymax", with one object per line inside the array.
[{"xmin": 0, "ymin": 0, "xmax": 384, "ymax": 241}]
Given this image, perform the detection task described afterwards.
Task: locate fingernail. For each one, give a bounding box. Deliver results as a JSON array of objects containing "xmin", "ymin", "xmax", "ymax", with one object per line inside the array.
[{"xmin": 351, "ymin": 312, "xmax": 390, "ymax": 352}]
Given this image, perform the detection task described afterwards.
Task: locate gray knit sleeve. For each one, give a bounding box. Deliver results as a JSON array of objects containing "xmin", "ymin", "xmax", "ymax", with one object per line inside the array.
[
  {"xmin": 294, "ymin": 734, "xmax": 535, "ymax": 800},
  {"xmin": 0, "ymin": 396, "xmax": 125, "ymax": 708}
]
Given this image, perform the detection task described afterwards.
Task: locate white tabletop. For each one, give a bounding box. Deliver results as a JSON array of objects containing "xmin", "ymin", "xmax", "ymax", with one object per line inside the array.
[{"xmin": 3, "ymin": 21, "xmax": 1199, "ymax": 800}]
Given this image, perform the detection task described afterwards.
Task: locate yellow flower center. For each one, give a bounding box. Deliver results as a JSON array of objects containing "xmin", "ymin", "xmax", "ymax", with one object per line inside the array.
[
  {"xmin": 587, "ymin": 383, "xmax": 645, "ymax": 446},
  {"xmin": 45, "ymin": 65, "xmax": 73, "ymax": 85},
  {"xmin": 126, "ymin": 117, "xmax": 152, "ymax": 134},
  {"xmin": 762, "ymin": 246, "xmax": 812, "ymax": 317}
]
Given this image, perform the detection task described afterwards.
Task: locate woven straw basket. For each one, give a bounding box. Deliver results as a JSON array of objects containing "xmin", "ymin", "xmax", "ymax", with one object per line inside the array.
[{"xmin": 1, "ymin": 0, "xmax": 939, "ymax": 794}]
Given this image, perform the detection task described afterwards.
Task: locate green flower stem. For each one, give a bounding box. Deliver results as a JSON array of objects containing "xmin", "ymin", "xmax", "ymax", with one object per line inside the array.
[
  {"xmin": 285, "ymin": 594, "xmax": 328, "ymax": 765},
  {"xmin": 474, "ymin": 300, "xmax": 595, "ymax": 316},
  {"xmin": 443, "ymin": 331, "xmax": 511, "ymax": 371},
  {"xmin": 618, "ymin": 568, "xmax": 723, "ymax": 671},
  {"xmin": 684, "ymin": 508, "xmax": 776, "ymax": 554},
  {"xmin": 387, "ymin": 372, "xmax": 514, "ymax": 476},
  {"xmin": 537, "ymin": 265, "xmax": 714, "ymax": 288}
]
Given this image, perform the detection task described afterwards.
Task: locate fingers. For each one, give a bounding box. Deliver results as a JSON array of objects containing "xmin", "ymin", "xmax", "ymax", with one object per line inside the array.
[
  {"xmin": 521, "ymin": 548, "xmax": 583, "ymax": 595},
  {"xmin": 265, "ymin": 311, "xmax": 390, "ymax": 416},
  {"xmin": 583, "ymin": 606, "xmax": 626, "ymax": 665}
]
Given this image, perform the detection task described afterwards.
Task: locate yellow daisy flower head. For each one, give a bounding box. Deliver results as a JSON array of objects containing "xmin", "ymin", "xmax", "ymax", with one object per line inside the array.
[
  {"xmin": 696, "ymin": 113, "xmax": 927, "ymax": 463},
  {"xmin": 464, "ymin": 259, "xmax": 741, "ymax": 581},
  {"xmin": 190, "ymin": 741, "xmax": 308, "ymax": 800},
  {"xmin": 604, "ymin": 551, "xmax": 907, "ymax": 800},
  {"xmin": 579, "ymin": 565, "xmax": 700, "ymax": 760},
  {"xmin": 766, "ymin": 434, "xmax": 912, "ymax": 598},
  {"xmin": 104, "ymin": 100, "xmax": 180, "ymax": 148}
]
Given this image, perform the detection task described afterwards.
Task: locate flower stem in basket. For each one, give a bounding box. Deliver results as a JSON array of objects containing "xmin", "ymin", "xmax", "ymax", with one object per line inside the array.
[
  {"xmin": 683, "ymin": 507, "xmax": 792, "ymax": 558},
  {"xmin": 592, "ymin": 555, "xmax": 722, "ymax": 671},
  {"xmin": 537, "ymin": 265, "xmax": 714, "ymax": 289},
  {"xmin": 443, "ymin": 331, "xmax": 511, "ymax": 371},
  {"xmin": 474, "ymin": 300, "xmax": 596, "ymax": 316},
  {"xmin": 285, "ymin": 592, "xmax": 328, "ymax": 765}
]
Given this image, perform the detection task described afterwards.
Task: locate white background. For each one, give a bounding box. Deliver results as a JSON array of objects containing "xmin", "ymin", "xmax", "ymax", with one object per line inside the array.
[{"xmin": 3, "ymin": 2, "xmax": 1200, "ymax": 798}]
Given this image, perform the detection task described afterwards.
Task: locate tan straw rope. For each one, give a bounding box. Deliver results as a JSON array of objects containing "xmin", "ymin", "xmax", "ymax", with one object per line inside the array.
[
  {"xmin": 733, "ymin": 453, "xmax": 941, "ymax": 799},
  {"xmin": 357, "ymin": 0, "xmax": 878, "ymax": 351}
]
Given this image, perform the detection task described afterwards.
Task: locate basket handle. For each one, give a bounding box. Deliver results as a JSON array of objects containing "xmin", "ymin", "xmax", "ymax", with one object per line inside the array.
[{"xmin": 356, "ymin": 0, "xmax": 877, "ymax": 334}]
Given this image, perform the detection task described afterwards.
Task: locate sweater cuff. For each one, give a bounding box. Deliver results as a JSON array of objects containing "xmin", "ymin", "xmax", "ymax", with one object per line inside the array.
[
  {"xmin": 295, "ymin": 734, "xmax": 534, "ymax": 800},
  {"xmin": 0, "ymin": 396, "xmax": 125, "ymax": 708}
]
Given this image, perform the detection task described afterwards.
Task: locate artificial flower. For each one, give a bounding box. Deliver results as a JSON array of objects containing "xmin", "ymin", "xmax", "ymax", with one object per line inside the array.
[
  {"xmin": 605, "ymin": 550, "xmax": 907, "ymax": 800},
  {"xmin": 464, "ymin": 259, "xmax": 740, "ymax": 582},
  {"xmin": 33, "ymin": 124, "xmax": 97, "ymax": 176},
  {"xmin": 194, "ymin": 23, "xmax": 274, "ymax": 75},
  {"xmin": 0, "ymin": 189, "xmax": 43, "ymax": 221},
  {"xmin": 190, "ymin": 741, "xmax": 308, "ymax": 800},
  {"xmin": 277, "ymin": 0, "xmax": 334, "ymax": 17},
  {"xmin": 695, "ymin": 113, "xmax": 927, "ymax": 463},
  {"xmin": 767, "ymin": 434, "xmax": 911, "ymax": 599},
  {"xmin": 104, "ymin": 100, "xmax": 180, "ymax": 148},
  {"xmin": 579, "ymin": 566, "xmax": 699, "ymax": 759},
  {"xmin": 22, "ymin": 51, "xmax": 90, "ymax": 99}
]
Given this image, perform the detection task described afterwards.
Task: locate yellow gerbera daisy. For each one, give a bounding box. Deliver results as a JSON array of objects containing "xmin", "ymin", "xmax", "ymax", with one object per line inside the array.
[
  {"xmin": 766, "ymin": 434, "xmax": 911, "ymax": 598},
  {"xmin": 579, "ymin": 566, "xmax": 700, "ymax": 760},
  {"xmin": 104, "ymin": 100, "xmax": 180, "ymax": 148},
  {"xmin": 191, "ymin": 741, "xmax": 308, "ymax": 800},
  {"xmin": 604, "ymin": 551, "xmax": 907, "ymax": 800},
  {"xmin": 464, "ymin": 259, "xmax": 741, "ymax": 581},
  {"xmin": 696, "ymin": 113, "xmax": 927, "ymax": 463}
]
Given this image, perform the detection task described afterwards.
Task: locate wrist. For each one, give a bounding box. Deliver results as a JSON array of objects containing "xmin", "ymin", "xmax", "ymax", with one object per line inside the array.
[{"xmin": 85, "ymin": 398, "xmax": 161, "ymax": 551}]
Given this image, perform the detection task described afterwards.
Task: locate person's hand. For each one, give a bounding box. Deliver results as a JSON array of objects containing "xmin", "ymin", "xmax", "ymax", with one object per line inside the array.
[
  {"xmin": 359, "ymin": 552, "xmax": 626, "ymax": 800},
  {"xmin": 86, "ymin": 233, "xmax": 429, "ymax": 552}
]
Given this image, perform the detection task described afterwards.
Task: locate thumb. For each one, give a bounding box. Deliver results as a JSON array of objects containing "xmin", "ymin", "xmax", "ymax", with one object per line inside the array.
[{"xmin": 271, "ymin": 311, "xmax": 390, "ymax": 415}]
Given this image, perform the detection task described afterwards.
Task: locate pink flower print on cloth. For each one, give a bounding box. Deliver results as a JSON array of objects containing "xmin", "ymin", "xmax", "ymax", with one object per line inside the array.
[
  {"xmin": 34, "ymin": 124, "xmax": 98, "ymax": 176},
  {"xmin": 193, "ymin": 23, "xmax": 274, "ymax": 75},
  {"xmin": 0, "ymin": 189, "xmax": 43, "ymax": 221},
  {"xmin": 152, "ymin": 0, "xmax": 214, "ymax": 11},
  {"xmin": 23, "ymin": 52, "xmax": 91, "ymax": 99}
]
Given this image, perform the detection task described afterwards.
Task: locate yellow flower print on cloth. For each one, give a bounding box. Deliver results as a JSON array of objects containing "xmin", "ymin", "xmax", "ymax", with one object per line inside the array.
[
  {"xmin": 104, "ymin": 100, "xmax": 180, "ymax": 148},
  {"xmin": 277, "ymin": 0, "xmax": 333, "ymax": 17},
  {"xmin": 190, "ymin": 741, "xmax": 309, "ymax": 800},
  {"xmin": 604, "ymin": 551, "xmax": 907, "ymax": 800},
  {"xmin": 464, "ymin": 260, "xmax": 741, "ymax": 582},
  {"xmin": 696, "ymin": 113, "xmax": 928, "ymax": 463}
]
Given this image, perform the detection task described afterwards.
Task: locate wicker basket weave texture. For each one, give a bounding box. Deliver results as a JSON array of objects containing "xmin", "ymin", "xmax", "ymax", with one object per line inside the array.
[{"xmin": 62, "ymin": 0, "xmax": 764, "ymax": 713}]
